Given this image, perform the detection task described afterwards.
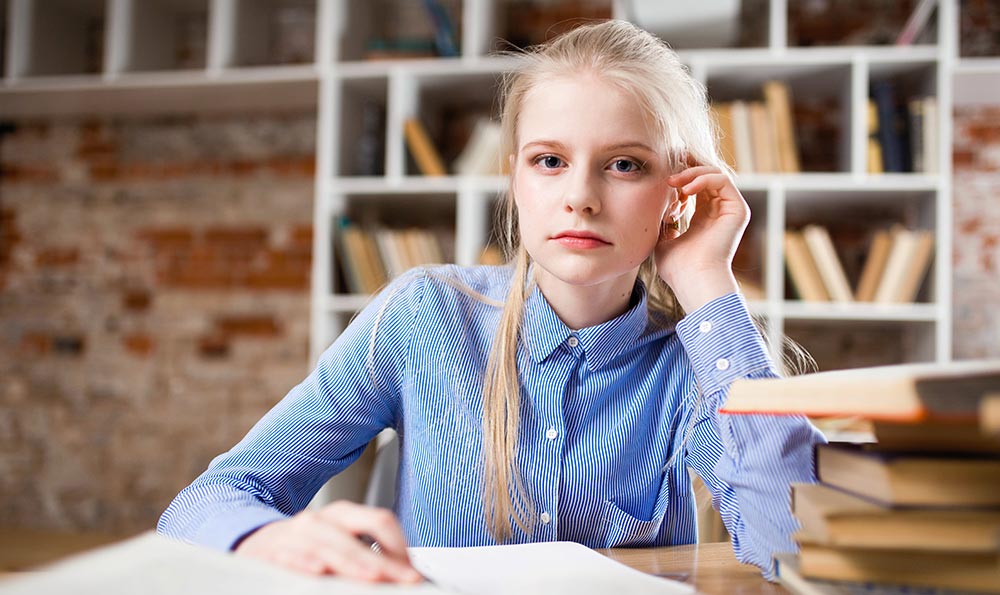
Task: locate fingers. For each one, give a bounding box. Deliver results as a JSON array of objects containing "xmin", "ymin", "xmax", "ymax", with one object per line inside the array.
[
  {"xmin": 234, "ymin": 503, "xmax": 423, "ymax": 584},
  {"xmin": 321, "ymin": 501, "xmax": 411, "ymax": 563}
]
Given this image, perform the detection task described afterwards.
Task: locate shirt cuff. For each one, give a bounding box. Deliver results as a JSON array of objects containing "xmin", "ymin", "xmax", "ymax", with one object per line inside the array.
[
  {"xmin": 192, "ymin": 505, "xmax": 291, "ymax": 552},
  {"xmin": 675, "ymin": 292, "xmax": 774, "ymax": 396}
]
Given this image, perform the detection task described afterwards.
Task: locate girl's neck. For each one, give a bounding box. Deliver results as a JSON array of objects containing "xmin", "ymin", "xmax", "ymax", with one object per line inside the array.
[{"xmin": 532, "ymin": 267, "xmax": 640, "ymax": 330}]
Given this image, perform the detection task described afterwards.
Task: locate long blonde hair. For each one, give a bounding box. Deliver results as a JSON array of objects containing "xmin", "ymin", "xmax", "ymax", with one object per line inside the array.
[{"xmin": 482, "ymin": 20, "xmax": 726, "ymax": 541}]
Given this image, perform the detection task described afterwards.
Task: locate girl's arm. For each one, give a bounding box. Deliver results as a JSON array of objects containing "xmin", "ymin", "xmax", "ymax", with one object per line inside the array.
[
  {"xmin": 658, "ymin": 164, "xmax": 825, "ymax": 579},
  {"xmin": 673, "ymin": 292, "xmax": 824, "ymax": 580},
  {"xmin": 156, "ymin": 271, "xmax": 429, "ymax": 582}
]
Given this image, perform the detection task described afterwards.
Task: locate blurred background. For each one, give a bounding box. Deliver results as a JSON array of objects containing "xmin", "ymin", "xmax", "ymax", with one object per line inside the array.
[{"xmin": 0, "ymin": 0, "xmax": 998, "ymax": 566}]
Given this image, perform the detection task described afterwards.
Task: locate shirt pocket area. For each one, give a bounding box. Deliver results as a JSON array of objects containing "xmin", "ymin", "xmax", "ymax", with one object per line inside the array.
[{"xmin": 600, "ymin": 498, "xmax": 664, "ymax": 548}]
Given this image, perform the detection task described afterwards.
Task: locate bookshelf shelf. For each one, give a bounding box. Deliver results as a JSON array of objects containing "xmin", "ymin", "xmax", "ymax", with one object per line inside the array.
[{"xmin": 781, "ymin": 301, "xmax": 940, "ymax": 322}]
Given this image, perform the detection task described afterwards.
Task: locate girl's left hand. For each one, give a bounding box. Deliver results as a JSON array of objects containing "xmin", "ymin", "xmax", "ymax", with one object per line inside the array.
[{"xmin": 654, "ymin": 162, "xmax": 750, "ymax": 312}]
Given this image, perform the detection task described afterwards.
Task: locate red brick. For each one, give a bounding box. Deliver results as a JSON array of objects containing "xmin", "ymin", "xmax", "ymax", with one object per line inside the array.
[
  {"xmin": 123, "ymin": 333, "xmax": 155, "ymax": 357},
  {"xmin": 138, "ymin": 228, "xmax": 195, "ymax": 249},
  {"xmin": 122, "ymin": 290, "xmax": 152, "ymax": 311},
  {"xmin": 35, "ymin": 247, "xmax": 80, "ymax": 267},
  {"xmin": 204, "ymin": 227, "xmax": 268, "ymax": 247},
  {"xmin": 214, "ymin": 315, "xmax": 281, "ymax": 337},
  {"xmin": 953, "ymin": 150, "xmax": 976, "ymax": 169},
  {"xmin": 197, "ymin": 334, "xmax": 231, "ymax": 359},
  {"xmin": 291, "ymin": 225, "xmax": 313, "ymax": 248},
  {"xmin": 966, "ymin": 124, "xmax": 1000, "ymax": 143},
  {"xmin": 20, "ymin": 332, "xmax": 52, "ymax": 355}
]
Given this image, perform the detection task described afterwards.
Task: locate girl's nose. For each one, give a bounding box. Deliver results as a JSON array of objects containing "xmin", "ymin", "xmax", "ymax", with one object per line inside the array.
[{"xmin": 562, "ymin": 167, "xmax": 601, "ymax": 215}]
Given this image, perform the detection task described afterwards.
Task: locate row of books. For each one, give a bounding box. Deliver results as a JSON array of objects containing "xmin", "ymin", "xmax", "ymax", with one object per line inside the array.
[
  {"xmin": 785, "ymin": 224, "xmax": 933, "ymax": 304},
  {"xmin": 404, "ymin": 116, "xmax": 503, "ymax": 177},
  {"xmin": 868, "ymin": 90, "xmax": 939, "ymax": 174},
  {"xmin": 713, "ymin": 80, "xmax": 802, "ymax": 174},
  {"xmin": 336, "ymin": 220, "xmax": 451, "ymax": 294},
  {"xmin": 724, "ymin": 361, "xmax": 1000, "ymax": 594},
  {"xmin": 364, "ymin": 0, "xmax": 459, "ymax": 60}
]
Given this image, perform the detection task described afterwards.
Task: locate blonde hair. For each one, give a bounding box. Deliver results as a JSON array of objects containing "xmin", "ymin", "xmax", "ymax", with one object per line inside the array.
[{"xmin": 482, "ymin": 20, "xmax": 728, "ymax": 541}]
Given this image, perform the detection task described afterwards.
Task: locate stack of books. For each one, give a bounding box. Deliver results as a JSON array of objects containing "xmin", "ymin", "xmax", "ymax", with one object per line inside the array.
[{"xmin": 723, "ymin": 361, "xmax": 1000, "ymax": 594}]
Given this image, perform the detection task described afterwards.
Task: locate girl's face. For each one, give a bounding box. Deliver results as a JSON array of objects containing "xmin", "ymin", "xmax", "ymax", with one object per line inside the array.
[{"xmin": 512, "ymin": 74, "xmax": 678, "ymax": 299}]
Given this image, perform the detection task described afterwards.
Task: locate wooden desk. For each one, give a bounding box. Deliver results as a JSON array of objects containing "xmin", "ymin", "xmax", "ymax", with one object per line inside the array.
[
  {"xmin": 2, "ymin": 529, "xmax": 787, "ymax": 594},
  {"xmin": 600, "ymin": 543, "xmax": 788, "ymax": 595}
]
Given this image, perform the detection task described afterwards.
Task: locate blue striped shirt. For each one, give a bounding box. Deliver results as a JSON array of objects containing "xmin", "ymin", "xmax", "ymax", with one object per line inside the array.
[{"xmin": 157, "ymin": 265, "xmax": 823, "ymax": 578}]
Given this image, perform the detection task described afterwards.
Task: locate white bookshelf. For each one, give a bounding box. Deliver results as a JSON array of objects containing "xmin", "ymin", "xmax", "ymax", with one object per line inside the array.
[{"xmin": 0, "ymin": 0, "xmax": 959, "ymax": 369}]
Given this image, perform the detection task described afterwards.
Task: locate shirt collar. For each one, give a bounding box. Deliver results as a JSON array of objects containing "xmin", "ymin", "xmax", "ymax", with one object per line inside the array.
[{"xmin": 522, "ymin": 278, "xmax": 654, "ymax": 371}]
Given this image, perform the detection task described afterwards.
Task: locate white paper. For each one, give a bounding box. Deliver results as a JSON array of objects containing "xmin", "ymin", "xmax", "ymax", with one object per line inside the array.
[{"xmin": 409, "ymin": 541, "xmax": 694, "ymax": 595}]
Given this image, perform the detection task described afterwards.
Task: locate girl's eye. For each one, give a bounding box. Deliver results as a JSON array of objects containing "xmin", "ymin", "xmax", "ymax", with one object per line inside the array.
[
  {"xmin": 537, "ymin": 155, "xmax": 564, "ymax": 169},
  {"xmin": 611, "ymin": 159, "xmax": 640, "ymax": 173}
]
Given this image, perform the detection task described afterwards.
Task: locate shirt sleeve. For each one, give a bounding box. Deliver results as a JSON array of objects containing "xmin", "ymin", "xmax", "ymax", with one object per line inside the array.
[
  {"xmin": 673, "ymin": 291, "xmax": 826, "ymax": 581},
  {"xmin": 156, "ymin": 270, "xmax": 428, "ymax": 551}
]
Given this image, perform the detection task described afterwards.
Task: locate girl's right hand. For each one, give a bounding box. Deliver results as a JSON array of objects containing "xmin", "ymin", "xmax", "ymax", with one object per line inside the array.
[{"xmin": 234, "ymin": 500, "xmax": 424, "ymax": 583}]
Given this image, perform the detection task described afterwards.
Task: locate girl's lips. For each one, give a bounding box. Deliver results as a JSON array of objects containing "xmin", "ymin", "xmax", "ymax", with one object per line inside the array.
[{"xmin": 552, "ymin": 232, "xmax": 611, "ymax": 249}]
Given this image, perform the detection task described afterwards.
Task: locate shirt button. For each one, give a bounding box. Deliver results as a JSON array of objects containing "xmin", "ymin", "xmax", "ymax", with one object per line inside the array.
[
  {"xmin": 567, "ymin": 336, "xmax": 579, "ymax": 348},
  {"xmin": 540, "ymin": 512, "xmax": 551, "ymax": 524},
  {"xmin": 699, "ymin": 321, "xmax": 713, "ymax": 334},
  {"xmin": 545, "ymin": 427, "xmax": 558, "ymax": 440},
  {"xmin": 716, "ymin": 358, "xmax": 730, "ymax": 371}
]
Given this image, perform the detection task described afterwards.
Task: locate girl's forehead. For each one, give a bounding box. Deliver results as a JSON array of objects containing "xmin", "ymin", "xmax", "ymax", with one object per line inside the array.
[{"xmin": 517, "ymin": 75, "xmax": 663, "ymax": 147}]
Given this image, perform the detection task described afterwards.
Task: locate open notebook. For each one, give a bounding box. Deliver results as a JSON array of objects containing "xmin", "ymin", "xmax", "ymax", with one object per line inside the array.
[{"xmin": 0, "ymin": 532, "xmax": 692, "ymax": 595}]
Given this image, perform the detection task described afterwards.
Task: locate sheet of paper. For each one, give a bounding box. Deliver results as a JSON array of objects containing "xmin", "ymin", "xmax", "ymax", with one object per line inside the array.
[
  {"xmin": 0, "ymin": 532, "xmax": 444, "ymax": 595},
  {"xmin": 409, "ymin": 541, "xmax": 695, "ymax": 595}
]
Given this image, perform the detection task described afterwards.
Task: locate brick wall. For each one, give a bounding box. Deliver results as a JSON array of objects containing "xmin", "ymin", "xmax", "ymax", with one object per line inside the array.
[
  {"xmin": 0, "ymin": 114, "xmax": 316, "ymax": 533},
  {"xmin": 953, "ymin": 105, "xmax": 1000, "ymax": 360}
]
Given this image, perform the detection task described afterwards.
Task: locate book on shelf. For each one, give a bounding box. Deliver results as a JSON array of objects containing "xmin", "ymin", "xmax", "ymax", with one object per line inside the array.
[
  {"xmin": 721, "ymin": 359, "xmax": 1000, "ymax": 421},
  {"xmin": 870, "ymin": 82, "xmax": 937, "ymax": 175},
  {"xmin": 866, "ymin": 100, "xmax": 883, "ymax": 174},
  {"xmin": 337, "ymin": 220, "xmax": 388, "ymax": 295},
  {"xmin": 729, "ymin": 100, "xmax": 755, "ymax": 174},
  {"xmin": 871, "ymin": 80, "xmax": 910, "ymax": 173},
  {"xmin": 748, "ymin": 101, "xmax": 777, "ymax": 173},
  {"xmin": 872, "ymin": 227, "xmax": 933, "ymax": 304},
  {"xmin": 801, "ymin": 225, "xmax": 853, "ymax": 303},
  {"xmin": 452, "ymin": 117, "xmax": 503, "ymax": 176},
  {"xmin": 784, "ymin": 230, "xmax": 831, "ymax": 302},
  {"xmin": 712, "ymin": 83, "xmax": 799, "ymax": 174},
  {"xmin": 421, "ymin": 0, "xmax": 459, "ymax": 57},
  {"xmin": 792, "ymin": 482, "xmax": 1000, "ymax": 552},
  {"xmin": 985, "ymin": 394, "xmax": 1000, "ymax": 434},
  {"xmin": 404, "ymin": 118, "xmax": 448, "ymax": 176},
  {"xmin": 895, "ymin": 0, "xmax": 938, "ymax": 46},
  {"xmin": 853, "ymin": 228, "xmax": 892, "ymax": 301},
  {"xmin": 815, "ymin": 442, "xmax": 1000, "ymax": 507},
  {"xmin": 710, "ymin": 103, "xmax": 738, "ymax": 172},
  {"xmin": 763, "ymin": 80, "xmax": 801, "ymax": 173}
]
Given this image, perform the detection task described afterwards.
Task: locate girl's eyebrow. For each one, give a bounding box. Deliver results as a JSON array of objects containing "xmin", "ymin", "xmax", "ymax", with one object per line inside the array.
[{"xmin": 520, "ymin": 139, "xmax": 657, "ymax": 154}]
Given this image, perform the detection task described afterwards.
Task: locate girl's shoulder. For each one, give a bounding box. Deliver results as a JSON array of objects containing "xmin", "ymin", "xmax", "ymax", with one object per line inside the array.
[{"xmin": 408, "ymin": 264, "xmax": 511, "ymax": 307}]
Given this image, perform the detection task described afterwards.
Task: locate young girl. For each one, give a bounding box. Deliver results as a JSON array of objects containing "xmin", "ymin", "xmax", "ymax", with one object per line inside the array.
[{"xmin": 158, "ymin": 20, "xmax": 823, "ymax": 585}]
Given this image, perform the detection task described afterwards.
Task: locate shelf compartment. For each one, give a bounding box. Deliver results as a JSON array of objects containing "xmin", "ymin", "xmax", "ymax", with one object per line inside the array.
[
  {"xmin": 485, "ymin": 0, "xmax": 612, "ymax": 54},
  {"xmin": 868, "ymin": 60, "xmax": 939, "ymax": 174},
  {"xmin": 408, "ymin": 70, "xmax": 504, "ymax": 177},
  {"xmin": 336, "ymin": 75, "xmax": 388, "ymax": 177},
  {"xmin": 331, "ymin": 192, "xmax": 457, "ymax": 295},
  {"xmin": 225, "ymin": 0, "xmax": 316, "ymax": 67},
  {"xmin": 782, "ymin": 319, "xmax": 936, "ymax": 372},
  {"xmin": 9, "ymin": 0, "xmax": 107, "ymax": 77},
  {"xmin": 787, "ymin": 0, "xmax": 938, "ymax": 48},
  {"xmin": 337, "ymin": 0, "xmax": 461, "ymax": 63},
  {"xmin": 122, "ymin": 0, "xmax": 209, "ymax": 72},
  {"xmin": 707, "ymin": 62, "xmax": 852, "ymax": 174},
  {"xmin": 784, "ymin": 189, "xmax": 937, "ymax": 305}
]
